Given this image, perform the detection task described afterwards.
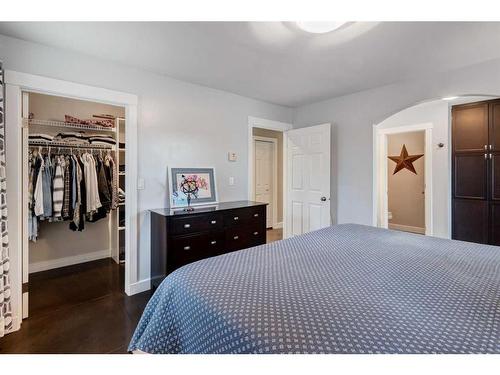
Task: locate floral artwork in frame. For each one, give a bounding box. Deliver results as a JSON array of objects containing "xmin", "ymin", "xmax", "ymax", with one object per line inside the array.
[{"xmin": 169, "ymin": 168, "xmax": 218, "ymax": 208}]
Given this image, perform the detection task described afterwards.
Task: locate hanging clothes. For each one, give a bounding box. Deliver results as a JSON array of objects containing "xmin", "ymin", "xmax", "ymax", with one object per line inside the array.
[
  {"xmin": 62, "ymin": 155, "xmax": 72, "ymax": 220},
  {"xmin": 41, "ymin": 154, "xmax": 53, "ymax": 219},
  {"xmin": 33, "ymin": 154, "xmax": 44, "ymax": 217},
  {"xmin": 27, "ymin": 147, "xmax": 118, "ymax": 240},
  {"xmin": 52, "ymin": 155, "xmax": 65, "ymax": 220},
  {"xmin": 28, "ymin": 151, "xmax": 39, "ymax": 241},
  {"xmin": 88, "ymin": 155, "xmax": 112, "ymax": 223},
  {"xmin": 70, "ymin": 154, "xmax": 86, "ymax": 232},
  {"xmin": 81, "ymin": 152, "xmax": 101, "ymax": 215},
  {"xmin": 105, "ymin": 153, "xmax": 118, "ymax": 210}
]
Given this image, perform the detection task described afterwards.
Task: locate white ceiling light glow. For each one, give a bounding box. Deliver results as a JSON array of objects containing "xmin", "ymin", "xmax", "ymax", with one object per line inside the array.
[
  {"xmin": 296, "ymin": 22, "xmax": 347, "ymax": 34},
  {"xmin": 442, "ymin": 96, "xmax": 459, "ymax": 101}
]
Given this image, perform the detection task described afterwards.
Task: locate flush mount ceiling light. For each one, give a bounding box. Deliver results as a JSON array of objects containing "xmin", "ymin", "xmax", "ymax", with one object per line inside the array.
[
  {"xmin": 442, "ymin": 96, "xmax": 459, "ymax": 101},
  {"xmin": 296, "ymin": 22, "xmax": 347, "ymax": 34}
]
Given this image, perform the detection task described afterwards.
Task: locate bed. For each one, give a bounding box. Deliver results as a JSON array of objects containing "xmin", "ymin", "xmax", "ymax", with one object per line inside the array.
[{"xmin": 128, "ymin": 224, "xmax": 500, "ymax": 354}]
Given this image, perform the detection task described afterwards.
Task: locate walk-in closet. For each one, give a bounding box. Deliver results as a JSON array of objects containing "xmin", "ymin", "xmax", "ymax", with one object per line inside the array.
[{"xmin": 22, "ymin": 92, "xmax": 127, "ymax": 319}]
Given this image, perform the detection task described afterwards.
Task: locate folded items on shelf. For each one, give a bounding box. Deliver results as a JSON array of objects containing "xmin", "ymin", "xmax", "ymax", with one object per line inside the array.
[
  {"xmin": 93, "ymin": 114, "xmax": 116, "ymax": 120},
  {"xmin": 28, "ymin": 133, "xmax": 54, "ymax": 142},
  {"xmin": 65, "ymin": 114, "xmax": 115, "ymax": 128},
  {"xmin": 88, "ymin": 134, "xmax": 116, "ymax": 145},
  {"xmin": 55, "ymin": 131, "xmax": 90, "ymax": 144}
]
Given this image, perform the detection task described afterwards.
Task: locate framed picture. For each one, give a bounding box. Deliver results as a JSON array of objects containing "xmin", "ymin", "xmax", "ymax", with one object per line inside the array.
[{"xmin": 169, "ymin": 167, "xmax": 218, "ymax": 208}]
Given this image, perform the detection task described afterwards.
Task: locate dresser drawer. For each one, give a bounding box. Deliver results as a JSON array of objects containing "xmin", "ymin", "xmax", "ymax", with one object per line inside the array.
[
  {"xmin": 169, "ymin": 231, "xmax": 225, "ymax": 271},
  {"xmin": 170, "ymin": 212, "xmax": 223, "ymax": 235},
  {"xmin": 223, "ymin": 205, "xmax": 266, "ymax": 227},
  {"xmin": 224, "ymin": 224, "xmax": 264, "ymax": 252}
]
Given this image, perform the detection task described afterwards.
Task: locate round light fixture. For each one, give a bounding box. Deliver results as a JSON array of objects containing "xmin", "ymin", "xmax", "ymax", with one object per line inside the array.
[{"xmin": 296, "ymin": 22, "xmax": 347, "ymax": 34}]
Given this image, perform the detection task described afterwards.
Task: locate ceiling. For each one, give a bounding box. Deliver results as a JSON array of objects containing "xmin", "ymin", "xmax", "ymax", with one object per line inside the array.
[{"xmin": 1, "ymin": 22, "xmax": 500, "ymax": 107}]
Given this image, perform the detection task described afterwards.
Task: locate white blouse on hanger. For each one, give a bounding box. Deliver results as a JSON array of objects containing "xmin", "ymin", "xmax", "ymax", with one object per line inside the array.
[{"xmin": 81, "ymin": 152, "xmax": 102, "ymax": 214}]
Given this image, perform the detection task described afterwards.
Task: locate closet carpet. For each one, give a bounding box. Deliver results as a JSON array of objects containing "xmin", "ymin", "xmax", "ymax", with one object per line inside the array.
[{"xmin": 0, "ymin": 259, "xmax": 151, "ymax": 354}]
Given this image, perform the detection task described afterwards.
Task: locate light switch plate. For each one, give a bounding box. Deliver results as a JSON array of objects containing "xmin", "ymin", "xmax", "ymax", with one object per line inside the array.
[
  {"xmin": 229, "ymin": 176, "xmax": 235, "ymax": 186},
  {"xmin": 138, "ymin": 178, "xmax": 145, "ymax": 190}
]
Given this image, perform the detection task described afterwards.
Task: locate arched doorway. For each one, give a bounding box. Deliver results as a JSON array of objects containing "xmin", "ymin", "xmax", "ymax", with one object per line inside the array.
[{"xmin": 373, "ymin": 95, "xmax": 498, "ymax": 238}]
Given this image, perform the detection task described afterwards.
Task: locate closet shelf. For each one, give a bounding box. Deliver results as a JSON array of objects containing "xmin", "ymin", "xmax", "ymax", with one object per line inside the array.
[
  {"xmin": 24, "ymin": 118, "xmax": 116, "ymax": 132},
  {"xmin": 28, "ymin": 140, "xmax": 114, "ymax": 150}
]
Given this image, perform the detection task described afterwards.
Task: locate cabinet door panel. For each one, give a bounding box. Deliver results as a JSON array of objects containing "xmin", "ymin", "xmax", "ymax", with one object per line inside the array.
[
  {"xmin": 491, "ymin": 153, "xmax": 500, "ymax": 200},
  {"xmin": 489, "ymin": 100, "xmax": 500, "ymax": 151},
  {"xmin": 452, "ymin": 199, "xmax": 489, "ymax": 244},
  {"xmin": 452, "ymin": 103, "xmax": 488, "ymax": 152},
  {"xmin": 453, "ymin": 154, "xmax": 487, "ymax": 199},
  {"xmin": 490, "ymin": 203, "xmax": 500, "ymax": 245}
]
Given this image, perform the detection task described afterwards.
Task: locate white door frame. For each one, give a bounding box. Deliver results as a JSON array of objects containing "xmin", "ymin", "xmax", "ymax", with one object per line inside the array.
[
  {"xmin": 253, "ymin": 136, "xmax": 278, "ymax": 228},
  {"xmin": 373, "ymin": 122, "xmax": 433, "ymax": 236},
  {"xmin": 248, "ymin": 116, "xmax": 292, "ymax": 235},
  {"xmin": 4, "ymin": 70, "xmax": 139, "ymax": 332}
]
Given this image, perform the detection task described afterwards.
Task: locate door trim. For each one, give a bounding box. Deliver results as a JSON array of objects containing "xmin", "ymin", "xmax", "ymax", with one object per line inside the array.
[
  {"xmin": 373, "ymin": 122, "xmax": 433, "ymax": 236},
  {"xmin": 253, "ymin": 136, "xmax": 278, "ymax": 228},
  {"xmin": 5, "ymin": 70, "xmax": 139, "ymax": 332},
  {"xmin": 248, "ymin": 117, "xmax": 292, "ymax": 237}
]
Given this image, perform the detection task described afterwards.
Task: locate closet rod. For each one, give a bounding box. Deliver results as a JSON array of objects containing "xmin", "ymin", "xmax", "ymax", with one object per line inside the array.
[{"xmin": 28, "ymin": 140, "xmax": 114, "ymax": 150}]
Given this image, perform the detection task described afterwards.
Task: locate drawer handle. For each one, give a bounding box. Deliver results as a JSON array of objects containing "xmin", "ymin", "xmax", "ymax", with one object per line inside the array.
[
  {"xmin": 253, "ymin": 231, "xmax": 259, "ymax": 235},
  {"xmin": 210, "ymin": 240, "xmax": 217, "ymax": 245},
  {"xmin": 234, "ymin": 216, "xmax": 239, "ymax": 221},
  {"xmin": 183, "ymin": 223, "xmax": 191, "ymax": 229},
  {"xmin": 183, "ymin": 246, "xmax": 191, "ymax": 251},
  {"xmin": 211, "ymin": 220, "xmax": 217, "ymax": 224},
  {"xmin": 233, "ymin": 235, "xmax": 239, "ymax": 240},
  {"xmin": 253, "ymin": 213, "xmax": 259, "ymax": 217}
]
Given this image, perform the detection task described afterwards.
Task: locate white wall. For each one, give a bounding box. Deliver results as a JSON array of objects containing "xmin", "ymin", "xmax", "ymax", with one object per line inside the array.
[
  {"xmin": 0, "ymin": 34, "xmax": 293, "ymax": 284},
  {"xmin": 294, "ymin": 58, "xmax": 500, "ymax": 230}
]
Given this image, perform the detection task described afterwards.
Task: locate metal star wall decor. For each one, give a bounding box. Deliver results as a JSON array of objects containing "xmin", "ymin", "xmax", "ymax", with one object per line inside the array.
[{"xmin": 388, "ymin": 144, "xmax": 424, "ymax": 175}]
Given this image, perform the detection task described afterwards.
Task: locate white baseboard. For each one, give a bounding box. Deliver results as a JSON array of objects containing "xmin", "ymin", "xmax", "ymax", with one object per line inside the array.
[
  {"xmin": 128, "ymin": 278, "xmax": 151, "ymax": 296},
  {"xmin": 388, "ymin": 223, "xmax": 425, "ymax": 234},
  {"xmin": 29, "ymin": 249, "xmax": 111, "ymax": 273},
  {"xmin": 273, "ymin": 222, "xmax": 283, "ymax": 229}
]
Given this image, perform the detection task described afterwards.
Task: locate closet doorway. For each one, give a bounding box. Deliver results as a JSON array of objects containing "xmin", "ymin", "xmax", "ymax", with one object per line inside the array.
[
  {"xmin": 374, "ymin": 123, "xmax": 433, "ymax": 235},
  {"xmin": 248, "ymin": 117, "xmax": 292, "ymax": 243},
  {"xmin": 22, "ymin": 92, "xmax": 127, "ymax": 320},
  {"xmin": 254, "ymin": 136, "xmax": 277, "ymax": 229}
]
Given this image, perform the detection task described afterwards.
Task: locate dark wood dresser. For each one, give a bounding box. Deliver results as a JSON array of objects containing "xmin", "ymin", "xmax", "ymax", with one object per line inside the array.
[{"xmin": 150, "ymin": 200, "xmax": 267, "ymax": 288}]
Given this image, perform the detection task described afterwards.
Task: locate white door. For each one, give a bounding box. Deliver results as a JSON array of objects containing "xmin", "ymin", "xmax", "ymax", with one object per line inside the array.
[
  {"xmin": 286, "ymin": 123, "xmax": 331, "ymax": 237},
  {"xmin": 254, "ymin": 140, "xmax": 274, "ymax": 227}
]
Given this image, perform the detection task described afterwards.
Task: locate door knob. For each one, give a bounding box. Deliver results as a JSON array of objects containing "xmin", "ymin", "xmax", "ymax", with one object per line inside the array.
[{"xmin": 320, "ymin": 197, "xmax": 327, "ymax": 202}]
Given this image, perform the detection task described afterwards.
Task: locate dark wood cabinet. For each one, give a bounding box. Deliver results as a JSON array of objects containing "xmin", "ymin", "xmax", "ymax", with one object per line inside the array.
[
  {"xmin": 452, "ymin": 99, "xmax": 500, "ymax": 244},
  {"xmin": 453, "ymin": 153, "xmax": 487, "ymax": 199},
  {"xmin": 452, "ymin": 102, "xmax": 489, "ymax": 153},
  {"xmin": 452, "ymin": 199, "xmax": 489, "ymax": 244},
  {"xmin": 150, "ymin": 201, "xmax": 267, "ymax": 288}
]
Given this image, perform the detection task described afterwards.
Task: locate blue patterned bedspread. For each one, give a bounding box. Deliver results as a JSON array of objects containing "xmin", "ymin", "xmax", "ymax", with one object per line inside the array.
[{"xmin": 129, "ymin": 224, "xmax": 500, "ymax": 354}]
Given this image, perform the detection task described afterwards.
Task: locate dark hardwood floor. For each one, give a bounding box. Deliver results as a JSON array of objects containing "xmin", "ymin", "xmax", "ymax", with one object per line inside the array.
[
  {"xmin": 0, "ymin": 258, "xmax": 151, "ymax": 354},
  {"xmin": 266, "ymin": 228, "xmax": 283, "ymax": 243}
]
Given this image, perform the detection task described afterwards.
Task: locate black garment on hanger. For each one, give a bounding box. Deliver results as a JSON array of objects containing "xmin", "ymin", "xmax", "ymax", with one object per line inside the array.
[
  {"xmin": 70, "ymin": 156, "xmax": 86, "ymax": 231},
  {"xmin": 87, "ymin": 156, "xmax": 111, "ymax": 223}
]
